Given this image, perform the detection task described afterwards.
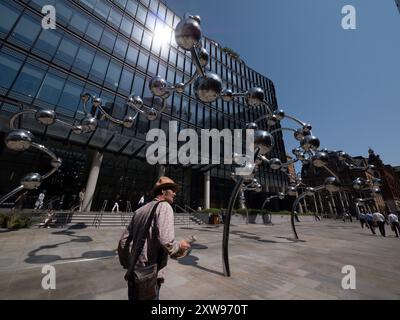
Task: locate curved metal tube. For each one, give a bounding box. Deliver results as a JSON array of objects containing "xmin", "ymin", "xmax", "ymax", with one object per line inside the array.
[
  {"xmin": 270, "ymin": 127, "xmax": 296, "ymax": 135},
  {"xmin": 0, "ymin": 185, "xmax": 24, "ymax": 206},
  {"xmin": 321, "ymin": 165, "xmax": 340, "ymax": 180},
  {"xmin": 96, "ymin": 105, "xmax": 124, "ymax": 125},
  {"xmin": 284, "ymin": 114, "xmax": 306, "ymax": 127},
  {"xmin": 9, "ymin": 110, "xmax": 36, "ymax": 129},
  {"xmin": 261, "ymin": 196, "xmax": 278, "ymax": 224},
  {"xmin": 190, "ymin": 47, "xmax": 205, "ymax": 77},
  {"xmin": 222, "ymin": 176, "xmax": 244, "ymax": 277},
  {"xmin": 262, "ymin": 100, "xmax": 273, "ymax": 115},
  {"xmin": 291, "ymin": 185, "xmax": 325, "ymax": 239}
]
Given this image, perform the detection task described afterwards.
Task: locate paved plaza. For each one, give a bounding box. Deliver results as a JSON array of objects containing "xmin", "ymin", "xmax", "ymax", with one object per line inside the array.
[{"xmin": 0, "ymin": 218, "xmax": 399, "ymax": 300}]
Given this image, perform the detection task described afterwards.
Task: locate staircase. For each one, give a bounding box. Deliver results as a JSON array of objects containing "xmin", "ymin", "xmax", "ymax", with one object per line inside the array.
[{"xmin": 39, "ymin": 210, "xmax": 205, "ymax": 228}]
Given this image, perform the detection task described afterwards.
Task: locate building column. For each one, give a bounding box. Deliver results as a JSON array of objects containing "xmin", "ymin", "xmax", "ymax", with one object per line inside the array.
[
  {"xmin": 313, "ymin": 194, "xmax": 319, "ymax": 214},
  {"xmin": 204, "ymin": 171, "xmax": 210, "ymax": 209},
  {"xmin": 82, "ymin": 151, "xmax": 103, "ymax": 212},
  {"xmin": 338, "ymin": 192, "xmax": 346, "ymax": 213},
  {"xmin": 330, "ymin": 192, "xmax": 338, "ymax": 216},
  {"xmin": 303, "ymin": 198, "xmax": 308, "ymax": 213},
  {"xmin": 318, "ymin": 193, "xmax": 324, "ymax": 215},
  {"xmin": 328, "ymin": 200, "xmax": 334, "ymax": 215}
]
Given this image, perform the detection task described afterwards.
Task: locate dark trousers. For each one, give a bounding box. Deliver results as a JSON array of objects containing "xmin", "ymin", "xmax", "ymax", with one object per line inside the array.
[
  {"xmin": 314, "ymin": 214, "xmax": 320, "ymax": 221},
  {"xmin": 360, "ymin": 218, "xmax": 366, "ymax": 229},
  {"xmin": 377, "ymin": 221, "xmax": 386, "ymax": 237},
  {"xmin": 391, "ymin": 222, "xmax": 400, "ymax": 237},
  {"xmin": 367, "ymin": 221, "xmax": 376, "ymax": 234},
  {"xmin": 128, "ymin": 279, "xmax": 161, "ymax": 300}
]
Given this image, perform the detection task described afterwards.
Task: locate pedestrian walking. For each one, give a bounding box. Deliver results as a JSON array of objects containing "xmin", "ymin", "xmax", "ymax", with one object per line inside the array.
[
  {"xmin": 388, "ymin": 213, "xmax": 400, "ymax": 238},
  {"xmin": 365, "ymin": 212, "xmax": 376, "ymax": 235},
  {"xmin": 373, "ymin": 212, "xmax": 386, "ymax": 237}
]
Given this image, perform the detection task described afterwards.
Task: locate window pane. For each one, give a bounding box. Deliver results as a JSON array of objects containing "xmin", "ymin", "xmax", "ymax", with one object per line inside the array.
[
  {"xmin": 36, "ymin": 72, "xmax": 65, "ymax": 104},
  {"xmin": 147, "ymin": 57, "xmax": 158, "ymax": 75},
  {"xmin": 0, "ymin": 2, "xmax": 19, "ymax": 35},
  {"xmin": 100, "ymin": 29, "xmax": 116, "ymax": 51},
  {"xmin": 141, "ymin": 30, "xmax": 152, "ymax": 50},
  {"xmin": 120, "ymin": 15, "xmax": 133, "ymax": 36},
  {"xmin": 11, "ymin": 15, "xmax": 41, "ymax": 46},
  {"xmin": 0, "ymin": 53, "xmax": 22, "ymax": 88},
  {"xmin": 81, "ymin": 0, "xmax": 97, "ymax": 9},
  {"xmin": 126, "ymin": 45, "xmax": 138, "ymax": 65},
  {"xmin": 136, "ymin": 5, "xmax": 147, "ymax": 24},
  {"xmin": 126, "ymin": 1, "xmax": 138, "ymax": 16},
  {"xmin": 35, "ymin": 30, "xmax": 62, "ymax": 56},
  {"xmin": 95, "ymin": 0, "xmax": 110, "ymax": 20},
  {"xmin": 12, "ymin": 63, "xmax": 45, "ymax": 97},
  {"xmin": 58, "ymin": 80, "xmax": 82, "ymax": 111},
  {"xmin": 86, "ymin": 20, "xmax": 103, "ymax": 43},
  {"xmin": 74, "ymin": 46, "xmax": 95, "ymax": 73},
  {"xmin": 56, "ymin": 37, "xmax": 78, "ymax": 65},
  {"xmin": 145, "ymin": 12, "xmax": 156, "ymax": 30},
  {"xmin": 137, "ymin": 51, "xmax": 148, "ymax": 70},
  {"xmin": 69, "ymin": 12, "xmax": 88, "ymax": 32},
  {"xmin": 119, "ymin": 68, "xmax": 133, "ymax": 93},
  {"xmin": 90, "ymin": 53, "xmax": 109, "ymax": 80},
  {"xmin": 113, "ymin": 36, "xmax": 128, "ymax": 59},
  {"xmin": 132, "ymin": 23, "xmax": 143, "ymax": 43},
  {"xmin": 105, "ymin": 61, "xmax": 122, "ymax": 88},
  {"xmin": 56, "ymin": 2, "xmax": 73, "ymax": 23},
  {"xmin": 108, "ymin": 7, "xmax": 122, "ymax": 28}
]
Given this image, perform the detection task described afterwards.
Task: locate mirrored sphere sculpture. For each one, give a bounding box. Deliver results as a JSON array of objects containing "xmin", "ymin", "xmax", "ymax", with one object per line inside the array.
[
  {"xmin": 5, "ymin": 129, "xmax": 33, "ymax": 151},
  {"xmin": 20, "ymin": 173, "xmax": 42, "ymax": 190},
  {"xmin": 174, "ymin": 16, "xmax": 202, "ymax": 50},
  {"xmin": 194, "ymin": 73, "xmax": 223, "ymax": 103}
]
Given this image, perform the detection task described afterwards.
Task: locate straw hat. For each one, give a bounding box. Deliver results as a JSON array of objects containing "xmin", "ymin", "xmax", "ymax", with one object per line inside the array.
[{"xmin": 152, "ymin": 176, "xmax": 180, "ymax": 194}]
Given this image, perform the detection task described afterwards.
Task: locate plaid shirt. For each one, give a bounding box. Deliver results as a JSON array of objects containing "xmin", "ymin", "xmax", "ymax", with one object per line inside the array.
[{"xmin": 118, "ymin": 200, "xmax": 183, "ymax": 280}]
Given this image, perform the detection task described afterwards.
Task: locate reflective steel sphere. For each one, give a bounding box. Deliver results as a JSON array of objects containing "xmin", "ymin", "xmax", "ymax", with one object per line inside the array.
[
  {"xmin": 324, "ymin": 176, "xmax": 341, "ymax": 193},
  {"xmin": 292, "ymin": 147, "xmax": 302, "ymax": 156},
  {"xmin": 149, "ymin": 76, "xmax": 170, "ymax": 98},
  {"xmin": 81, "ymin": 116, "xmax": 98, "ymax": 132},
  {"xmin": 246, "ymin": 122, "xmax": 258, "ymax": 130},
  {"xmin": 174, "ymin": 16, "xmax": 202, "ymax": 50},
  {"xmin": 175, "ymin": 82, "xmax": 185, "ymax": 94},
  {"xmin": 255, "ymin": 183, "xmax": 262, "ymax": 193},
  {"xmin": 221, "ymin": 89, "xmax": 233, "ymax": 102},
  {"xmin": 337, "ymin": 151, "xmax": 348, "ymax": 161},
  {"xmin": 294, "ymin": 128, "xmax": 304, "ymax": 141},
  {"xmin": 274, "ymin": 110, "xmax": 285, "ymax": 121},
  {"xmin": 232, "ymin": 153, "xmax": 243, "ymax": 165},
  {"xmin": 5, "ymin": 129, "xmax": 33, "ymax": 151},
  {"xmin": 20, "ymin": 173, "xmax": 42, "ymax": 190},
  {"xmin": 147, "ymin": 108, "xmax": 158, "ymax": 121},
  {"xmin": 305, "ymin": 187, "xmax": 315, "ymax": 196},
  {"xmin": 297, "ymin": 152, "xmax": 306, "ymax": 161},
  {"xmin": 198, "ymin": 47, "xmax": 209, "ymax": 67},
  {"xmin": 371, "ymin": 186, "xmax": 381, "ymax": 194},
  {"xmin": 300, "ymin": 135, "xmax": 320, "ymax": 151},
  {"xmin": 51, "ymin": 158, "xmax": 62, "ymax": 168},
  {"xmin": 254, "ymin": 130, "xmax": 274, "ymax": 155},
  {"xmin": 245, "ymin": 87, "xmax": 265, "ymax": 107},
  {"xmin": 353, "ymin": 177, "xmax": 366, "ymax": 190},
  {"xmin": 122, "ymin": 115, "xmax": 134, "ymax": 128},
  {"xmin": 278, "ymin": 192, "xmax": 285, "ymax": 200},
  {"xmin": 191, "ymin": 15, "xmax": 201, "ymax": 24},
  {"xmin": 236, "ymin": 163, "xmax": 256, "ymax": 182},
  {"xmin": 269, "ymin": 158, "xmax": 282, "ymax": 170},
  {"xmin": 72, "ymin": 125, "xmax": 83, "ymax": 135},
  {"xmin": 127, "ymin": 95, "xmax": 143, "ymax": 109},
  {"xmin": 35, "ymin": 109, "xmax": 56, "ymax": 125},
  {"xmin": 302, "ymin": 123, "xmax": 312, "ymax": 133},
  {"xmin": 80, "ymin": 92, "xmax": 91, "ymax": 103},
  {"xmin": 92, "ymin": 96, "xmax": 101, "ymax": 108},
  {"xmin": 287, "ymin": 186, "xmax": 298, "ymax": 196},
  {"xmin": 267, "ymin": 115, "xmax": 278, "ymax": 127},
  {"xmin": 367, "ymin": 164, "xmax": 376, "ymax": 173},
  {"xmin": 311, "ymin": 151, "xmax": 329, "ymax": 168},
  {"xmin": 193, "ymin": 73, "xmax": 222, "ymax": 103}
]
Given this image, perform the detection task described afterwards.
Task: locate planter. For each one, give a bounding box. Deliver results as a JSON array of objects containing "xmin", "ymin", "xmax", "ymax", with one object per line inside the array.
[{"xmin": 209, "ymin": 215, "xmax": 220, "ymax": 225}]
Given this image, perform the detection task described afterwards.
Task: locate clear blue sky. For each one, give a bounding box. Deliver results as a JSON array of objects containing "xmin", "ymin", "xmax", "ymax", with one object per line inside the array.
[{"xmin": 166, "ymin": 0, "xmax": 400, "ymax": 166}]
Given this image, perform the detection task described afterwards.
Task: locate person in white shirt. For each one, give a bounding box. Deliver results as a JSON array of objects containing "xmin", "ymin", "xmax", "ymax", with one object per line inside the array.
[
  {"xmin": 388, "ymin": 213, "xmax": 400, "ymax": 238},
  {"xmin": 34, "ymin": 191, "xmax": 45, "ymax": 210},
  {"xmin": 372, "ymin": 212, "xmax": 386, "ymax": 237}
]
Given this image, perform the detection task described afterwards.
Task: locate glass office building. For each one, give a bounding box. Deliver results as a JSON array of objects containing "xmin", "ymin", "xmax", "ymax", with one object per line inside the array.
[{"xmin": 0, "ymin": 0, "xmax": 288, "ymax": 210}]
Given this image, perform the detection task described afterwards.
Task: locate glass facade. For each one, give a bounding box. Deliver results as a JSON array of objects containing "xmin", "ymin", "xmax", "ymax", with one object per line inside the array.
[{"xmin": 0, "ymin": 0, "xmax": 287, "ymax": 209}]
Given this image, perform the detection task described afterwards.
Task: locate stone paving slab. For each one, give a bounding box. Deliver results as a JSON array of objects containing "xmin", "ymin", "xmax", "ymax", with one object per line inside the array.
[{"xmin": 0, "ymin": 219, "xmax": 399, "ymax": 300}]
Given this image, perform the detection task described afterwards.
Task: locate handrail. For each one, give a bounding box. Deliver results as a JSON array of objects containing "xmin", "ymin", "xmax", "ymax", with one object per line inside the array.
[{"xmin": 184, "ymin": 205, "xmax": 197, "ymax": 214}]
